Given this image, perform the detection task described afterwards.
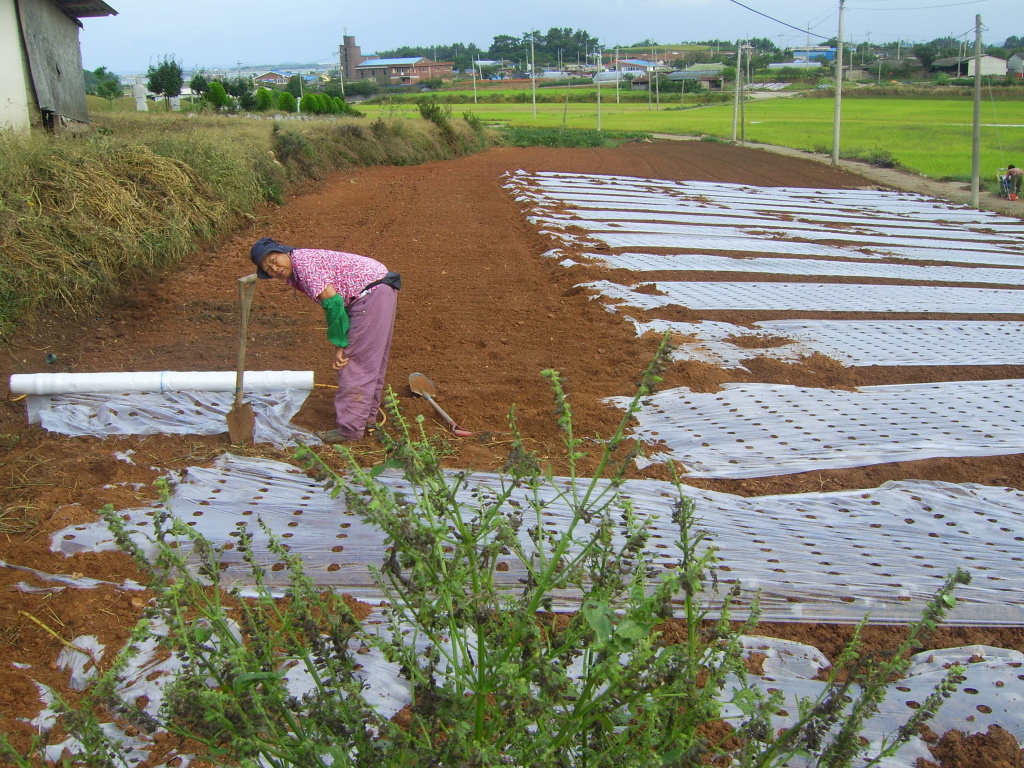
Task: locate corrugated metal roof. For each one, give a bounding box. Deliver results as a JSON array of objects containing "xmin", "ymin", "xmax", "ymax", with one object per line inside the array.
[
  {"xmin": 56, "ymin": 0, "xmax": 117, "ymax": 18},
  {"xmin": 357, "ymin": 57, "xmax": 425, "ymax": 68}
]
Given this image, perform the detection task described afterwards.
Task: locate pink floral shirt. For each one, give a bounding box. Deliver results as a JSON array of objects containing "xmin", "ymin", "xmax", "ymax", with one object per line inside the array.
[{"xmin": 285, "ymin": 249, "xmax": 388, "ymax": 306}]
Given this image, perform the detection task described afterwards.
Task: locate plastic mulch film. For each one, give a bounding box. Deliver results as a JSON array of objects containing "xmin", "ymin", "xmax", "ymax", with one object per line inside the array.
[
  {"xmin": 539, "ymin": 208, "xmax": 1023, "ymax": 243},
  {"xmin": 50, "ymin": 454, "xmax": 1024, "ymax": 624},
  {"xmin": 720, "ymin": 640, "xmax": 1024, "ymax": 768},
  {"xmin": 606, "ymin": 379, "xmax": 1024, "ymax": 478},
  {"xmin": 34, "ymin": 618, "xmax": 1024, "ymax": 768},
  {"xmin": 507, "ymin": 170, "xmax": 1024, "ymax": 266},
  {"xmin": 584, "ymin": 279, "xmax": 1024, "ymax": 314},
  {"xmin": 24, "ymin": 389, "xmax": 319, "ymax": 448},
  {"xmin": 509, "ymin": 169, "xmax": 1024, "ymax": 231},
  {"xmin": 576, "ymin": 252, "xmax": 1024, "ymax": 286},
  {"xmin": 540, "ymin": 218, "xmax": 1021, "ymax": 256},
  {"xmin": 34, "ymin": 622, "xmax": 1024, "ymax": 768},
  {"xmin": 629, "ymin": 320, "xmax": 1024, "ymax": 368}
]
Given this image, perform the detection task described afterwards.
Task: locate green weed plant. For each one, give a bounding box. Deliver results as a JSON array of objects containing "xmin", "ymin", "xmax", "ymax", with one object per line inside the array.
[{"xmin": 0, "ymin": 339, "xmax": 971, "ymax": 767}]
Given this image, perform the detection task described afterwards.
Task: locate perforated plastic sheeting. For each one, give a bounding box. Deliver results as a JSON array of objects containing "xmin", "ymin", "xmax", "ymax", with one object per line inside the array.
[
  {"xmin": 560, "ymin": 231, "xmax": 1023, "ymax": 265},
  {"xmin": 51, "ymin": 454, "xmax": 1024, "ymax": 624},
  {"xmin": 541, "ymin": 207, "xmax": 1024, "ymax": 242},
  {"xmin": 26, "ymin": 389, "xmax": 319, "ymax": 448},
  {"xmin": 608, "ymin": 379, "xmax": 1024, "ymax": 478},
  {"xmin": 40, "ymin": 622, "xmax": 1024, "ymax": 768},
  {"xmin": 509, "ymin": 170, "xmax": 1024, "ymax": 265},
  {"xmin": 721, "ymin": 641, "xmax": 1024, "ymax": 768},
  {"xmin": 512, "ymin": 170, "xmax": 1024, "ymax": 232},
  {"xmin": 539, "ymin": 217, "xmax": 1023, "ymax": 255},
  {"xmin": 631, "ymin": 319, "xmax": 1024, "ymax": 368},
  {"xmin": 586, "ymin": 279, "xmax": 1024, "ymax": 314},
  {"xmin": 584, "ymin": 252, "xmax": 1024, "ymax": 286}
]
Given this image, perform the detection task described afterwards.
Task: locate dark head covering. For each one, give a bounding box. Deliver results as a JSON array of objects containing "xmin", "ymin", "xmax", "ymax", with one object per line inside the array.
[{"xmin": 250, "ymin": 237, "xmax": 295, "ymax": 279}]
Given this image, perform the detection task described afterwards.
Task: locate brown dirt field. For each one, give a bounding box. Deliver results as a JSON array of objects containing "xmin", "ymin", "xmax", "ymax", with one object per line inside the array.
[{"xmin": 2, "ymin": 139, "xmax": 1023, "ymax": 764}]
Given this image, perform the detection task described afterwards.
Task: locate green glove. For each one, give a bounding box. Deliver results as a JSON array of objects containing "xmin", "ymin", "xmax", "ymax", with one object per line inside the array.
[{"xmin": 322, "ymin": 294, "xmax": 350, "ymax": 348}]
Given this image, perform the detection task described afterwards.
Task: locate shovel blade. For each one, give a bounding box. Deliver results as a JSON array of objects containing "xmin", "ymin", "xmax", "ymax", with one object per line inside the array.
[
  {"xmin": 408, "ymin": 372, "xmax": 437, "ymax": 398},
  {"xmin": 227, "ymin": 401, "xmax": 256, "ymax": 444}
]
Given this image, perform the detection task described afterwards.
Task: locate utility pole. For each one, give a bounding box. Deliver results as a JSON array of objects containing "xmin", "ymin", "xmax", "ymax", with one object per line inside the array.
[
  {"xmin": 596, "ymin": 48, "xmax": 602, "ymax": 131},
  {"xmin": 831, "ymin": 0, "xmax": 845, "ymax": 166},
  {"xmin": 653, "ymin": 44, "xmax": 660, "ymax": 109},
  {"xmin": 616, "ymin": 46, "xmax": 620, "ymax": 103},
  {"xmin": 731, "ymin": 41, "xmax": 742, "ymax": 141},
  {"xmin": 970, "ymin": 15, "xmax": 982, "ymax": 208},
  {"xmin": 472, "ymin": 56, "xmax": 478, "ymax": 104},
  {"xmin": 531, "ymin": 33, "xmax": 537, "ymax": 120}
]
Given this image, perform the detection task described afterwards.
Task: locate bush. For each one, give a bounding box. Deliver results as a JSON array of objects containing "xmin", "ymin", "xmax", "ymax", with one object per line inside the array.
[
  {"xmin": 278, "ymin": 91, "xmax": 297, "ymax": 113},
  {"xmin": 498, "ymin": 126, "xmax": 651, "ymax": 148},
  {"xmin": 206, "ymin": 80, "xmax": 230, "ymax": 111},
  {"xmin": 344, "ymin": 80, "xmax": 380, "ymax": 97}
]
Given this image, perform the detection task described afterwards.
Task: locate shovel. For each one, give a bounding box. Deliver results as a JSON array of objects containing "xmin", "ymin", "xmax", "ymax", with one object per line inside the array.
[
  {"xmin": 408, "ymin": 372, "xmax": 472, "ymax": 437},
  {"xmin": 227, "ymin": 274, "xmax": 258, "ymax": 443}
]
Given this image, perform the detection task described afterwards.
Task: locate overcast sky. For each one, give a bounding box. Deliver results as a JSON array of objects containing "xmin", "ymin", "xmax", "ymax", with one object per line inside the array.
[{"xmin": 79, "ymin": 0, "xmax": 1015, "ymax": 75}]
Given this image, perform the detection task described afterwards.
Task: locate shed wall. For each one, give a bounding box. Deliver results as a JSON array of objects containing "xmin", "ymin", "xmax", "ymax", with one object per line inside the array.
[
  {"xmin": 0, "ymin": 0, "xmax": 31, "ymax": 130},
  {"xmin": 18, "ymin": 0, "xmax": 89, "ymax": 124}
]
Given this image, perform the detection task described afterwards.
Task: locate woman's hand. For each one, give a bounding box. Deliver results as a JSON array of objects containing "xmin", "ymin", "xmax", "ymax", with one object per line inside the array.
[{"xmin": 333, "ymin": 347, "xmax": 349, "ymax": 370}]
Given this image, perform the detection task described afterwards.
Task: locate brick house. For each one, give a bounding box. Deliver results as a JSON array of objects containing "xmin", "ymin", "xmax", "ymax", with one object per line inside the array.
[
  {"xmin": 253, "ymin": 71, "xmax": 290, "ymax": 86},
  {"xmin": 354, "ymin": 57, "xmax": 453, "ymax": 85}
]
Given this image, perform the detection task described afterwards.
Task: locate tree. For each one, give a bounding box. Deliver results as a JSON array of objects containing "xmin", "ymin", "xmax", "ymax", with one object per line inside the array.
[
  {"xmin": 189, "ymin": 73, "xmax": 209, "ymax": 98},
  {"xmin": 224, "ymin": 76, "xmax": 252, "ymax": 98},
  {"xmin": 278, "ymin": 91, "xmax": 297, "ymax": 113},
  {"xmin": 238, "ymin": 90, "xmax": 257, "ymax": 111},
  {"xmin": 912, "ymin": 43, "xmax": 940, "ymax": 71},
  {"xmin": 206, "ymin": 80, "xmax": 230, "ymax": 110},
  {"xmin": 489, "ymin": 34, "xmax": 523, "ymax": 61},
  {"xmin": 146, "ymin": 55, "xmax": 184, "ymax": 110},
  {"xmin": 286, "ymin": 75, "xmax": 303, "ymax": 98},
  {"xmin": 91, "ymin": 66, "xmax": 122, "ymax": 104},
  {"xmin": 747, "ymin": 37, "xmax": 779, "ymax": 53},
  {"xmin": 255, "ymin": 87, "xmax": 273, "ymax": 111}
]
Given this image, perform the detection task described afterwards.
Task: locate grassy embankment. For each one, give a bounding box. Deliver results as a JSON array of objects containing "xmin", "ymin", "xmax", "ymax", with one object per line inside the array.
[
  {"xmin": 0, "ymin": 109, "xmax": 488, "ymax": 338},
  {"xmin": 363, "ymin": 94, "xmax": 1024, "ymax": 182}
]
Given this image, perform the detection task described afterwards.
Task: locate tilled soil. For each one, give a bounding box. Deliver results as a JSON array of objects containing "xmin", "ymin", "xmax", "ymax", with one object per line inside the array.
[{"xmin": 1, "ymin": 139, "xmax": 1022, "ymax": 764}]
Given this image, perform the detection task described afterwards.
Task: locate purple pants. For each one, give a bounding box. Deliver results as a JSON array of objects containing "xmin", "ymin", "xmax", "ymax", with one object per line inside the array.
[{"xmin": 334, "ymin": 285, "xmax": 397, "ymax": 439}]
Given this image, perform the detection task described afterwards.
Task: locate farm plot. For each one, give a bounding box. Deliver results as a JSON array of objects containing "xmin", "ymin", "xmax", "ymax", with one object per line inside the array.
[
  {"xmin": 5, "ymin": 141, "xmax": 1024, "ymax": 766},
  {"xmin": 36, "ymin": 456, "xmax": 1024, "ymax": 768},
  {"xmin": 504, "ymin": 169, "xmax": 1024, "ymax": 479}
]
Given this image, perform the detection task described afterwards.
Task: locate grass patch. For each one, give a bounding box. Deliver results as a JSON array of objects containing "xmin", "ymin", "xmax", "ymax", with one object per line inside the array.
[
  {"xmin": 359, "ymin": 96, "xmax": 1024, "ymax": 184},
  {"xmin": 498, "ymin": 125, "xmax": 651, "ymax": 148}
]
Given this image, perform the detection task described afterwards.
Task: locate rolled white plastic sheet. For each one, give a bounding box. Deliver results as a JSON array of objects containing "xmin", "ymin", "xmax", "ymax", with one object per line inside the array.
[{"xmin": 10, "ymin": 370, "xmax": 314, "ymax": 395}]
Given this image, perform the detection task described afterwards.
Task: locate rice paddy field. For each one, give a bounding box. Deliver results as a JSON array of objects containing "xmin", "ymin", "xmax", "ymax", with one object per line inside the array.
[{"xmin": 363, "ymin": 94, "xmax": 1024, "ymax": 182}]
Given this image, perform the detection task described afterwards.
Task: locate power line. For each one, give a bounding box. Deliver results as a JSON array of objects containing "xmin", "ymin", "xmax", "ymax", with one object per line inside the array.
[{"xmin": 724, "ymin": 0, "xmax": 830, "ymax": 39}]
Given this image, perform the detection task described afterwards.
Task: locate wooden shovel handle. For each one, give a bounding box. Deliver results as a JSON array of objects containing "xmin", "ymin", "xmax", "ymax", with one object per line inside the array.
[{"xmin": 234, "ymin": 275, "xmax": 258, "ymax": 408}]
